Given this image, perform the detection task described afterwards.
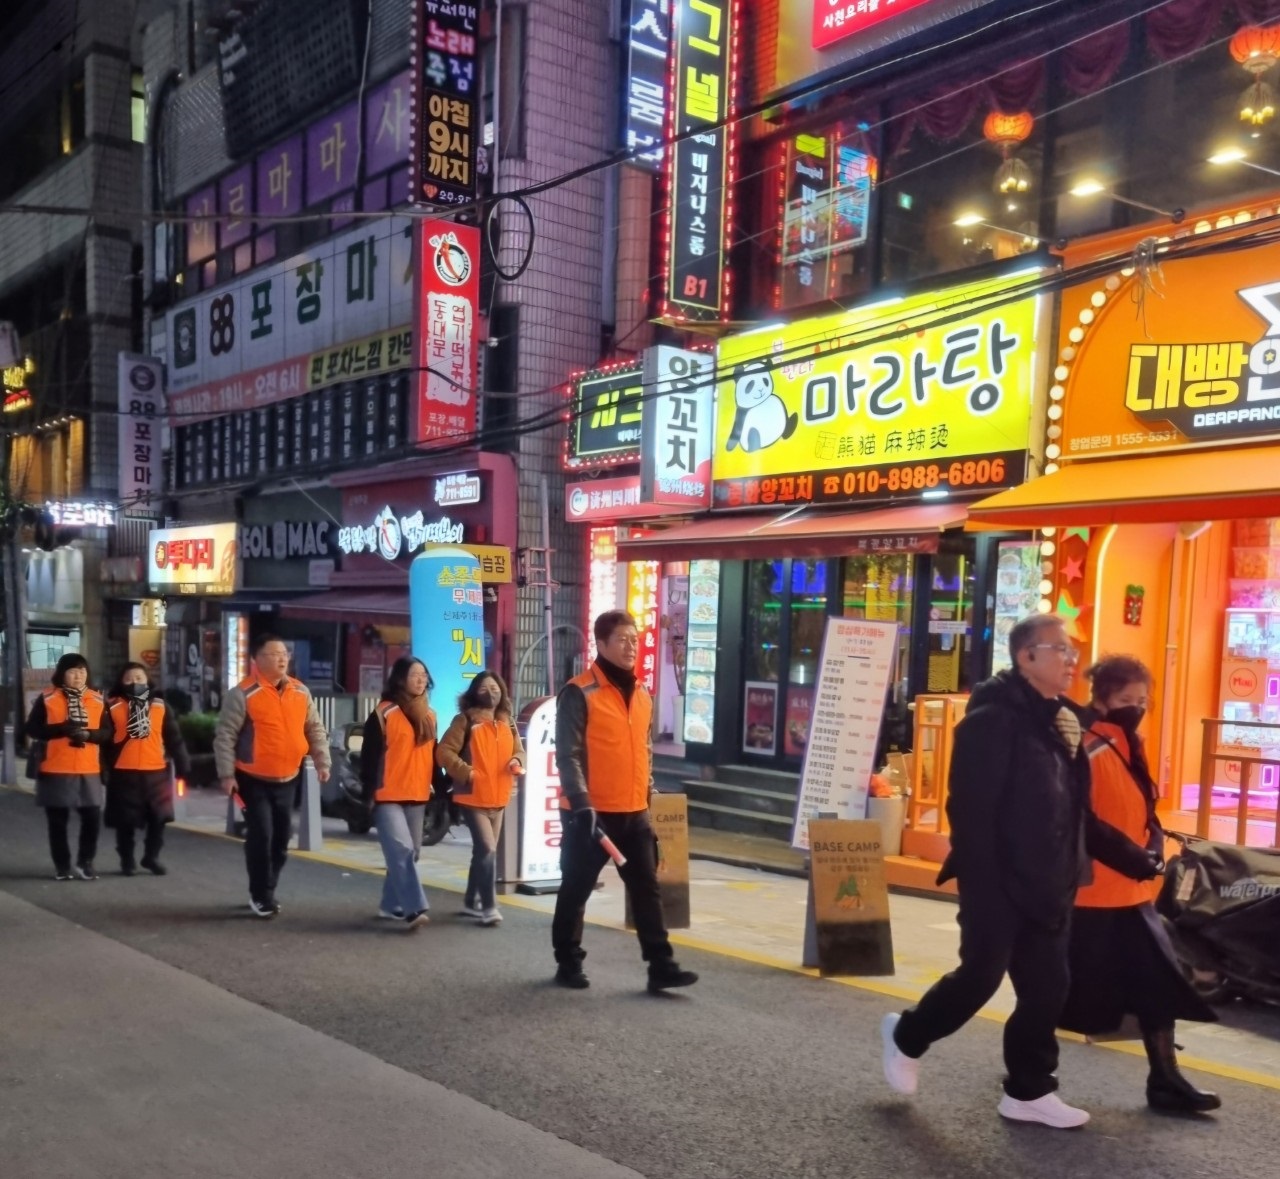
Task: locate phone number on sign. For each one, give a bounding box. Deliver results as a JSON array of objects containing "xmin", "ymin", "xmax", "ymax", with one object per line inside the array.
[{"xmin": 713, "ymin": 452, "xmax": 1024, "ymax": 508}]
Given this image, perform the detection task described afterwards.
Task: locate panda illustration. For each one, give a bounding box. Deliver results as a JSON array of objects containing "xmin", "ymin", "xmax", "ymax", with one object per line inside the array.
[{"xmin": 725, "ymin": 360, "xmax": 798, "ymax": 453}]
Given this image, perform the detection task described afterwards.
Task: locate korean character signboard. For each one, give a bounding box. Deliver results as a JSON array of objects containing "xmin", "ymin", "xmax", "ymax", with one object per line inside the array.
[
  {"xmin": 813, "ymin": 0, "xmax": 934, "ymax": 49},
  {"xmin": 117, "ymin": 354, "xmax": 165, "ymax": 515},
  {"xmin": 410, "ymin": 0, "xmax": 479, "ymax": 207},
  {"xmin": 164, "ymin": 216, "xmax": 414, "ymax": 424},
  {"xmin": 713, "ymin": 272, "xmax": 1043, "ymax": 508},
  {"xmin": 413, "ymin": 219, "xmax": 479, "ymax": 447},
  {"xmin": 658, "ymin": 0, "xmax": 740, "ymax": 323},
  {"xmin": 565, "ymin": 365, "xmax": 644, "ymax": 469},
  {"xmin": 626, "ymin": 558, "xmax": 662, "ymax": 697},
  {"xmin": 640, "ymin": 345, "xmax": 713, "ymax": 507},
  {"xmin": 626, "ymin": 0, "xmax": 673, "ymax": 169},
  {"xmin": 147, "ymin": 523, "xmax": 239, "ymax": 596}
]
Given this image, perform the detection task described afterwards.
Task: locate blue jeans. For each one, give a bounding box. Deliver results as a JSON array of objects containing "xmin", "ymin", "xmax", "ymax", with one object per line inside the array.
[
  {"xmin": 374, "ymin": 803, "xmax": 428, "ymax": 916},
  {"xmin": 460, "ymin": 806, "xmax": 504, "ymax": 910}
]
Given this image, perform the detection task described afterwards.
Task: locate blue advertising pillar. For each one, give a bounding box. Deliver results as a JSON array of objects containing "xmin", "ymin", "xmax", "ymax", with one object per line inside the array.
[{"xmin": 409, "ymin": 545, "xmax": 486, "ymax": 713}]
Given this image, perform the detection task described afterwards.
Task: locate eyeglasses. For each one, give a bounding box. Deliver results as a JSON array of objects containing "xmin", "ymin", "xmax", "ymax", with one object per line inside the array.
[{"xmin": 1031, "ymin": 643, "xmax": 1080, "ymax": 662}]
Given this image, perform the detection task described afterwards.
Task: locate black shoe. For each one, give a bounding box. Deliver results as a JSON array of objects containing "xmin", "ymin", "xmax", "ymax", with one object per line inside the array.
[
  {"xmin": 647, "ymin": 961, "xmax": 699, "ymax": 993},
  {"xmin": 555, "ymin": 964, "xmax": 590, "ymax": 990},
  {"xmin": 53, "ymin": 867, "xmax": 74, "ymax": 881},
  {"xmin": 120, "ymin": 859, "xmax": 136, "ymax": 877},
  {"xmin": 72, "ymin": 862, "xmax": 99, "ymax": 881},
  {"xmin": 140, "ymin": 856, "xmax": 167, "ymax": 876},
  {"xmin": 248, "ymin": 898, "xmax": 277, "ymax": 919},
  {"xmin": 1147, "ymin": 1077, "xmax": 1222, "ymax": 1114}
]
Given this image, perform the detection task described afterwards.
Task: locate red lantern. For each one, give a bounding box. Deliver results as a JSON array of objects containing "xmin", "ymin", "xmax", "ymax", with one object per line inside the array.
[
  {"xmin": 982, "ymin": 110, "xmax": 1034, "ymax": 148},
  {"xmin": 1231, "ymin": 25, "xmax": 1280, "ymax": 73}
]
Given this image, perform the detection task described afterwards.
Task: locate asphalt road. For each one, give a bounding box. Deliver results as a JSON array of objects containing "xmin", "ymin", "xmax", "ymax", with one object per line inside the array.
[{"xmin": 1, "ymin": 790, "xmax": 1277, "ymax": 1179}]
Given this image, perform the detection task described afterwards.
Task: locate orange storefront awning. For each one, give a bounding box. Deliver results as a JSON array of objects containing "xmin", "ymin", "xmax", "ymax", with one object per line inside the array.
[
  {"xmin": 615, "ymin": 502, "xmax": 968, "ymax": 562},
  {"xmin": 966, "ymin": 445, "xmax": 1280, "ymax": 529}
]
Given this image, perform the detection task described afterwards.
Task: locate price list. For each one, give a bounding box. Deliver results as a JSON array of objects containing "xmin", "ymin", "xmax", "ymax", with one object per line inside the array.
[
  {"xmin": 682, "ymin": 559, "xmax": 720, "ymax": 746},
  {"xmin": 791, "ymin": 618, "xmax": 898, "ymax": 851}
]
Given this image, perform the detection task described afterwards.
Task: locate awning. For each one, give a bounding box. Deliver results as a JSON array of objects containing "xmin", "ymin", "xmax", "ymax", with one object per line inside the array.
[
  {"xmin": 615, "ymin": 502, "xmax": 968, "ymax": 562},
  {"xmin": 965, "ymin": 445, "xmax": 1280, "ymax": 529},
  {"xmin": 279, "ymin": 590, "xmax": 409, "ymax": 623}
]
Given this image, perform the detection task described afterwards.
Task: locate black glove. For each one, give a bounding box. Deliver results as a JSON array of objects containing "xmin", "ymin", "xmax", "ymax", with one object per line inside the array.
[
  {"xmin": 1146, "ymin": 850, "xmax": 1165, "ymax": 877},
  {"xmin": 68, "ymin": 728, "xmax": 89, "ymax": 747},
  {"xmin": 573, "ymin": 806, "xmax": 599, "ymax": 841}
]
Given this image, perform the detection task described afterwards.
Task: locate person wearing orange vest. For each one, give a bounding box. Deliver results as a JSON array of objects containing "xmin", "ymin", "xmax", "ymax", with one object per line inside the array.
[
  {"xmin": 551, "ymin": 610, "xmax": 698, "ymax": 993},
  {"xmin": 104, "ymin": 663, "xmax": 192, "ymax": 877},
  {"xmin": 213, "ymin": 634, "xmax": 331, "ymax": 918},
  {"xmin": 437, "ymin": 670, "xmax": 526, "ymax": 927},
  {"xmin": 1059, "ymin": 655, "xmax": 1220, "ymax": 1114},
  {"xmin": 359, "ymin": 656, "xmax": 436, "ymax": 930},
  {"xmin": 24, "ymin": 653, "xmax": 114, "ymax": 881}
]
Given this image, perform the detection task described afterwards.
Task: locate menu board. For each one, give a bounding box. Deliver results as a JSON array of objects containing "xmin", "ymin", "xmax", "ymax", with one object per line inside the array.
[
  {"xmin": 791, "ymin": 617, "xmax": 898, "ymax": 851},
  {"xmin": 683, "ymin": 559, "xmax": 720, "ymax": 745},
  {"xmin": 992, "ymin": 541, "xmax": 1042, "ymax": 674}
]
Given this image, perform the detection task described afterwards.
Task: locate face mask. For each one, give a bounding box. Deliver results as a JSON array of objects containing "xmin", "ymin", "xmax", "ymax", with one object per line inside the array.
[
  {"xmin": 1107, "ymin": 705, "xmax": 1145, "ymax": 732},
  {"xmin": 127, "ymin": 682, "xmax": 149, "ymax": 698}
]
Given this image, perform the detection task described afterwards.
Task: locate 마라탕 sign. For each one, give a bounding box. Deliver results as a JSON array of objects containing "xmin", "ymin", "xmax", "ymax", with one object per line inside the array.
[{"xmin": 714, "ymin": 274, "xmax": 1041, "ymax": 508}]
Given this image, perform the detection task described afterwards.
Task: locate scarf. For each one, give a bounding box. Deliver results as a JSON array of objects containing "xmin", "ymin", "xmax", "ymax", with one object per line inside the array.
[
  {"xmin": 64, "ymin": 686, "xmax": 88, "ymax": 728},
  {"xmin": 126, "ymin": 694, "xmax": 152, "ymax": 739},
  {"xmin": 595, "ymin": 654, "xmax": 637, "ymax": 706},
  {"xmin": 395, "ymin": 691, "xmax": 436, "ymax": 745}
]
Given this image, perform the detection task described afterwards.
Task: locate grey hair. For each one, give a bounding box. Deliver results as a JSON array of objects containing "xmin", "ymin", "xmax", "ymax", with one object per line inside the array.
[{"xmin": 1008, "ymin": 613, "xmax": 1067, "ymax": 664}]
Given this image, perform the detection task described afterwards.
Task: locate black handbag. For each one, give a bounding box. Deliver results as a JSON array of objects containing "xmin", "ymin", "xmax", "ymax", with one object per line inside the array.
[{"xmin": 24, "ymin": 741, "xmax": 44, "ymax": 779}]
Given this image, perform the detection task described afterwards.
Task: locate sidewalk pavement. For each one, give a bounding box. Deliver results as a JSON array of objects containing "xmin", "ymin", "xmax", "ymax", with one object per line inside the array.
[{"xmin": 147, "ymin": 784, "xmax": 1280, "ymax": 1092}]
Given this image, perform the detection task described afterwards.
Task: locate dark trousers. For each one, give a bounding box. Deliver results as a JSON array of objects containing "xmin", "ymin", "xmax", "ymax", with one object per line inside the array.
[
  {"xmin": 117, "ymin": 815, "xmax": 165, "ymax": 865},
  {"xmin": 894, "ymin": 890, "xmax": 1071, "ymax": 1101},
  {"xmin": 46, "ymin": 806, "xmax": 100, "ymax": 871},
  {"xmin": 238, "ymin": 772, "xmax": 296, "ymax": 904},
  {"xmin": 552, "ymin": 809, "xmax": 672, "ymax": 967}
]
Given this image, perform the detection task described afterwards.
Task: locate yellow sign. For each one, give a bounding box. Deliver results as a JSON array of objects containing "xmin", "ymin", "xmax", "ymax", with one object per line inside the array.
[
  {"xmin": 713, "ymin": 275, "xmax": 1042, "ymax": 508},
  {"xmin": 147, "ymin": 523, "xmax": 239, "ymax": 596},
  {"xmin": 461, "ymin": 544, "xmax": 512, "ymax": 583}
]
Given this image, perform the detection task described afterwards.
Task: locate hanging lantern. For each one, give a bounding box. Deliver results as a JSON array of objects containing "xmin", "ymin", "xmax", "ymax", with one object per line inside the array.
[
  {"xmin": 1231, "ymin": 26, "xmax": 1280, "ymax": 126},
  {"xmin": 983, "ymin": 111, "xmax": 1034, "ymax": 194}
]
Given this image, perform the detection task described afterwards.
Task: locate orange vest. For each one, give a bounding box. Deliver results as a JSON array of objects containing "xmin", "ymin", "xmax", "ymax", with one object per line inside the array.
[
  {"xmin": 109, "ymin": 698, "xmax": 169, "ymax": 772},
  {"xmin": 559, "ymin": 664, "xmax": 652, "ymax": 813},
  {"xmin": 1076, "ymin": 723, "xmax": 1162, "ymax": 909},
  {"xmin": 39, "ymin": 688, "xmax": 106, "ymax": 776},
  {"xmin": 453, "ymin": 716, "xmax": 517, "ymax": 809},
  {"xmin": 234, "ymin": 673, "xmax": 312, "ymax": 780},
  {"xmin": 374, "ymin": 701, "xmax": 436, "ymax": 804}
]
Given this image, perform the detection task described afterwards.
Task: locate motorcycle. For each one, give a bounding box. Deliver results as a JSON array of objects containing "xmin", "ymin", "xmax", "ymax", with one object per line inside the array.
[
  {"xmin": 420, "ymin": 778, "xmax": 465, "ymax": 846},
  {"xmin": 1156, "ymin": 830, "xmax": 1280, "ymax": 1006}
]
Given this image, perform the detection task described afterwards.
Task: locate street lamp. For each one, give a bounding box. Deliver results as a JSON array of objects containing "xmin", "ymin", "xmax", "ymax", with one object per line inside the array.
[
  {"xmin": 953, "ymin": 212, "xmax": 1046, "ymax": 247},
  {"xmin": 1207, "ymin": 147, "xmax": 1280, "ymax": 178},
  {"xmin": 1068, "ymin": 179, "xmax": 1185, "ymax": 223}
]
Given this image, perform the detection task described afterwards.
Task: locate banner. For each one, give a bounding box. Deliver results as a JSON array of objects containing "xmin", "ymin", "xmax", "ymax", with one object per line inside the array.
[
  {"xmin": 410, "ymin": 0, "xmax": 479, "ymax": 206},
  {"xmin": 625, "ymin": 0, "xmax": 672, "ymax": 168},
  {"xmin": 408, "ymin": 546, "xmax": 485, "ymax": 723},
  {"xmin": 641, "ymin": 345, "xmax": 713, "ymax": 508},
  {"xmin": 518, "ymin": 698, "xmax": 563, "ymax": 884},
  {"xmin": 413, "ymin": 220, "xmax": 479, "ymax": 446},
  {"xmin": 117, "ymin": 354, "xmax": 165, "ymax": 515},
  {"xmin": 714, "ymin": 274, "xmax": 1040, "ymax": 507}
]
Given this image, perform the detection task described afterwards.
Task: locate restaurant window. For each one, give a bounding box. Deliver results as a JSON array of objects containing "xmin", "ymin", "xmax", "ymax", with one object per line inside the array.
[
  {"xmin": 924, "ymin": 539, "xmax": 979, "ymax": 694},
  {"xmin": 842, "ymin": 553, "xmax": 913, "ymax": 700}
]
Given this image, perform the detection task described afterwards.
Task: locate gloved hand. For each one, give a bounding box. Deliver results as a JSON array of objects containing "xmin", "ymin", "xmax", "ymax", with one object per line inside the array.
[
  {"xmin": 574, "ymin": 806, "xmax": 599, "ymax": 841},
  {"xmin": 1146, "ymin": 850, "xmax": 1166, "ymax": 877},
  {"xmin": 68, "ymin": 728, "xmax": 89, "ymax": 747}
]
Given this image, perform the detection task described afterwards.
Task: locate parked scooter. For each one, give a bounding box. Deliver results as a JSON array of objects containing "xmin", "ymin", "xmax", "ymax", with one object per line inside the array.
[
  {"xmin": 1156, "ymin": 831, "xmax": 1280, "ymax": 1006},
  {"xmin": 324, "ymin": 723, "xmax": 374, "ymax": 834},
  {"xmin": 421, "ymin": 777, "xmax": 464, "ymax": 846}
]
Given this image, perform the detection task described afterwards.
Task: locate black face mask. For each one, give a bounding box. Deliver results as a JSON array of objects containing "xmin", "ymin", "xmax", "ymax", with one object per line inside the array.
[
  {"xmin": 1107, "ymin": 705, "xmax": 1145, "ymax": 732},
  {"xmin": 127, "ymin": 682, "xmax": 150, "ymax": 699}
]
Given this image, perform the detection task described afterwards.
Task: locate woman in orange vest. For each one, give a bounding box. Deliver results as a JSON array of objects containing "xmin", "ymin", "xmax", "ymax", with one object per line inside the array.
[
  {"xmin": 359, "ymin": 656, "xmax": 437, "ymax": 930},
  {"xmin": 437, "ymin": 671, "xmax": 525, "ymax": 926},
  {"xmin": 1059, "ymin": 655, "xmax": 1220, "ymax": 1114},
  {"xmin": 24, "ymin": 653, "xmax": 114, "ymax": 880},
  {"xmin": 104, "ymin": 663, "xmax": 192, "ymax": 877}
]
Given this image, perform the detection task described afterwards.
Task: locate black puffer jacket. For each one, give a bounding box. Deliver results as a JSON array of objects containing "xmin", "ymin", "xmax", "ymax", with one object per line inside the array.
[{"xmin": 937, "ymin": 671, "xmax": 1091, "ymax": 928}]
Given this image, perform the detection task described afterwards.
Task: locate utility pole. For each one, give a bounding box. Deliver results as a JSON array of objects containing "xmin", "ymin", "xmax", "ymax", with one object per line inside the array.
[{"xmin": 0, "ymin": 449, "xmax": 29, "ymax": 774}]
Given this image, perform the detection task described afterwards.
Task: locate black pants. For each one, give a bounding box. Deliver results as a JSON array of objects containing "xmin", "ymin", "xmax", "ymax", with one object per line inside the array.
[
  {"xmin": 552, "ymin": 809, "xmax": 672, "ymax": 967},
  {"xmin": 46, "ymin": 806, "xmax": 101, "ymax": 871},
  {"xmin": 894, "ymin": 889, "xmax": 1071, "ymax": 1101},
  {"xmin": 237, "ymin": 772, "xmax": 296, "ymax": 905},
  {"xmin": 117, "ymin": 815, "xmax": 165, "ymax": 865}
]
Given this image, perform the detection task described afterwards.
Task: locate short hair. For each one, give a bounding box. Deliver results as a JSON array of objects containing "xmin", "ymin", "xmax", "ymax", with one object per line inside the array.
[
  {"xmin": 251, "ymin": 633, "xmax": 287, "ymax": 656},
  {"xmin": 594, "ymin": 610, "xmax": 637, "ymax": 646},
  {"xmin": 1008, "ymin": 613, "xmax": 1066, "ymax": 664},
  {"xmin": 52, "ymin": 653, "xmax": 90, "ymax": 687},
  {"xmin": 1083, "ymin": 655, "xmax": 1153, "ymax": 703}
]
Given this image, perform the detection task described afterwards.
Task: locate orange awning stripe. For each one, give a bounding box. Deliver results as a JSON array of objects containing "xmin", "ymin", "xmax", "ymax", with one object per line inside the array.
[
  {"xmin": 965, "ymin": 445, "xmax": 1280, "ymax": 528},
  {"xmin": 616, "ymin": 502, "xmax": 968, "ymax": 562}
]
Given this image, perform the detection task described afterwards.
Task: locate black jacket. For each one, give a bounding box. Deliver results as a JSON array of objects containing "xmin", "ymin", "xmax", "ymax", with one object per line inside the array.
[{"xmin": 937, "ymin": 671, "xmax": 1091, "ymax": 927}]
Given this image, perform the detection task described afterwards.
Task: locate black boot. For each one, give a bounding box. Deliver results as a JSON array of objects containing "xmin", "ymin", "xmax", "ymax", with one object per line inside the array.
[
  {"xmin": 1143, "ymin": 1026, "xmax": 1221, "ymax": 1113},
  {"xmin": 647, "ymin": 958, "xmax": 698, "ymax": 994}
]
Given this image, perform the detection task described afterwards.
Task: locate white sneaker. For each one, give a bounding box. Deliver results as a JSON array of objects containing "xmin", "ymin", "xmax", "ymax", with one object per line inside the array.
[
  {"xmin": 459, "ymin": 902, "xmax": 484, "ymax": 919},
  {"xmin": 997, "ymin": 1092, "xmax": 1090, "ymax": 1129},
  {"xmin": 479, "ymin": 907, "xmax": 503, "ymax": 926},
  {"xmin": 881, "ymin": 1013, "xmax": 919, "ymax": 1095},
  {"xmin": 377, "ymin": 908, "xmax": 404, "ymax": 920}
]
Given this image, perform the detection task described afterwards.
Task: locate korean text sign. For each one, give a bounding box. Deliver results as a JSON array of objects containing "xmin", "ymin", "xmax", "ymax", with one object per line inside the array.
[
  {"xmin": 1059, "ymin": 238, "xmax": 1280, "ymax": 457},
  {"xmin": 409, "ymin": 546, "xmax": 485, "ymax": 726},
  {"xmin": 567, "ymin": 366, "xmax": 644, "ymax": 467},
  {"xmin": 625, "ymin": 0, "xmax": 672, "ymax": 169},
  {"xmin": 414, "ymin": 219, "xmax": 479, "ymax": 446},
  {"xmin": 812, "ymin": 0, "xmax": 934, "ymax": 50},
  {"xmin": 713, "ymin": 275, "xmax": 1040, "ymax": 508},
  {"xmin": 147, "ymin": 524, "xmax": 239, "ymax": 596},
  {"xmin": 660, "ymin": 0, "xmax": 739, "ymax": 322},
  {"xmin": 117, "ymin": 354, "xmax": 165, "ymax": 514},
  {"xmin": 518, "ymin": 698, "xmax": 563, "ymax": 884},
  {"xmin": 641, "ymin": 345, "xmax": 713, "ymax": 507},
  {"xmin": 626, "ymin": 559, "xmax": 662, "ymax": 696},
  {"xmin": 411, "ymin": 0, "xmax": 479, "ymax": 206}
]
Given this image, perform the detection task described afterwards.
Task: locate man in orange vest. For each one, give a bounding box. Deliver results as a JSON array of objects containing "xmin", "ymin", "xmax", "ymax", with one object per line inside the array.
[
  {"xmin": 551, "ymin": 610, "xmax": 698, "ymax": 993},
  {"xmin": 213, "ymin": 634, "xmax": 331, "ymax": 917}
]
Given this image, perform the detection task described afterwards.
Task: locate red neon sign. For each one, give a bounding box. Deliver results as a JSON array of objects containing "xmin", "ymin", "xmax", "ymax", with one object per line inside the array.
[{"xmin": 812, "ymin": 0, "xmax": 935, "ymax": 50}]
